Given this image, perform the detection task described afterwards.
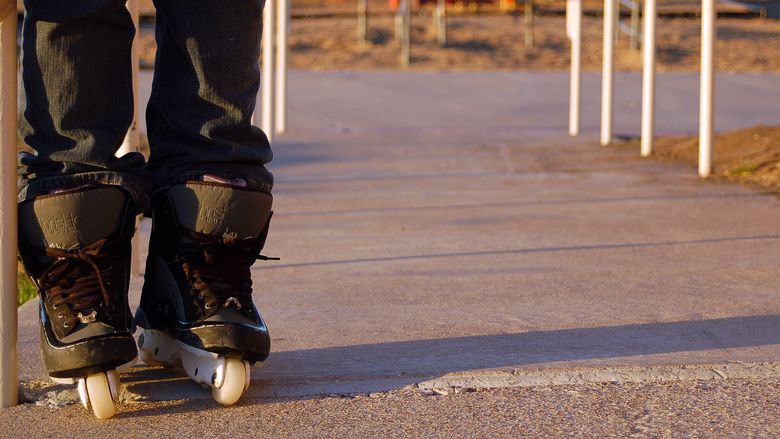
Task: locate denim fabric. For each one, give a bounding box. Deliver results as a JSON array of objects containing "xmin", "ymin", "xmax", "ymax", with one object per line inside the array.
[{"xmin": 18, "ymin": 0, "xmax": 273, "ymax": 212}]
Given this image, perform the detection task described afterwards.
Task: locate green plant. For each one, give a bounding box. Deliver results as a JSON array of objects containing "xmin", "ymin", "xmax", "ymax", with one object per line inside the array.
[
  {"xmin": 733, "ymin": 164, "xmax": 756, "ymax": 176},
  {"xmin": 17, "ymin": 263, "xmax": 37, "ymax": 307}
]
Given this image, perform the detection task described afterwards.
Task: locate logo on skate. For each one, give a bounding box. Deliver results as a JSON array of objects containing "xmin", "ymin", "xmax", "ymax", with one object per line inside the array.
[
  {"xmin": 198, "ymin": 205, "xmax": 227, "ymax": 225},
  {"xmin": 41, "ymin": 213, "xmax": 81, "ymax": 236}
]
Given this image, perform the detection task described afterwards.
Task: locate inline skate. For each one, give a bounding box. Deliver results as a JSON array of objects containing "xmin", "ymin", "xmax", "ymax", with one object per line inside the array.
[
  {"xmin": 18, "ymin": 186, "xmax": 138, "ymax": 419},
  {"xmin": 135, "ymin": 178, "xmax": 273, "ymax": 405}
]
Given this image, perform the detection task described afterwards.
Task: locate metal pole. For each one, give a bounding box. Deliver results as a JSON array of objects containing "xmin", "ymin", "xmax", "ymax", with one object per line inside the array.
[
  {"xmin": 401, "ymin": 0, "xmax": 411, "ymax": 67},
  {"xmin": 358, "ymin": 0, "xmax": 368, "ymax": 45},
  {"xmin": 699, "ymin": 0, "xmax": 715, "ymax": 177},
  {"xmin": 119, "ymin": 0, "xmax": 142, "ymax": 277},
  {"xmin": 261, "ymin": 0, "xmax": 275, "ymax": 144},
  {"xmin": 0, "ymin": 0, "xmax": 18, "ymax": 409},
  {"xmin": 524, "ymin": 0, "xmax": 534, "ymax": 48},
  {"xmin": 568, "ymin": 0, "xmax": 582, "ymax": 137},
  {"xmin": 640, "ymin": 0, "xmax": 656, "ymax": 157},
  {"xmin": 275, "ymin": 0, "xmax": 288, "ymax": 134},
  {"xmin": 629, "ymin": 0, "xmax": 640, "ymax": 51},
  {"xmin": 601, "ymin": 0, "xmax": 616, "ymax": 146}
]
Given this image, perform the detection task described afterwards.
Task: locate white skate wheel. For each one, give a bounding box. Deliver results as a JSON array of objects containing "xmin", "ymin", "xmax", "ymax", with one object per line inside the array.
[
  {"xmin": 212, "ymin": 358, "xmax": 246, "ymax": 406},
  {"xmin": 85, "ymin": 373, "xmax": 116, "ymax": 419}
]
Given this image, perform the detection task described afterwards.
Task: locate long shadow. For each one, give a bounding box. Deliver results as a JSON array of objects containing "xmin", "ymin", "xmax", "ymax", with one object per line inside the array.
[
  {"xmin": 263, "ymin": 314, "xmax": 780, "ymax": 380},
  {"xmin": 260, "ymin": 234, "xmax": 780, "ymax": 270},
  {"xmin": 120, "ymin": 314, "xmax": 780, "ymax": 417}
]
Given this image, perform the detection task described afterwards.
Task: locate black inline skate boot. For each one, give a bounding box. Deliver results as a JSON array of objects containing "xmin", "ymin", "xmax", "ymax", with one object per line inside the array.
[
  {"xmin": 135, "ymin": 177, "xmax": 274, "ymax": 405},
  {"xmin": 18, "ymin": 186, "xmax": 138, "ymax": 419}
]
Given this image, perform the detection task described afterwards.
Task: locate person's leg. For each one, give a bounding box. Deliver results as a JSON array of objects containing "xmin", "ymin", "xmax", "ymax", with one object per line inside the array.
[
  {"xmin": 17, "ymin": 1, "xmax": 146, "ymax": 418},
  {"xmin": 19, "ymin": 0, "xmax": 150, "ymax": 210},
  {"xmin": 146, "ymin": 0, "xmax": 273, "ymax": 192},
  {"xmin": 137, "ymin": 0, "xmax": 274, "ymax": 406}
]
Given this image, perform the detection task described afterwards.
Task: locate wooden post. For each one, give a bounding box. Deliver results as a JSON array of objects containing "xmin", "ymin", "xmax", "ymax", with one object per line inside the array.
[
  {"xmin": 401, "ymin": 0, "xmax": 411, "ymax": 67},
  {"xmin": 630, "ymin": 0, "xmax": 640, "ymax": 51},
  {"xmin": 0, "ymin": 0, "xmax": 18, "ymax": 409},
  {"xmin": 358, "ymin": 0, "xmax": 368, "ymax": 45},
  {"xmin": 436, "ymin": 0, "xmax": 447, "ymax": 46},
  {"xmin": 524, "ymin": 0, "xmax": 534, "ymax": 48}
]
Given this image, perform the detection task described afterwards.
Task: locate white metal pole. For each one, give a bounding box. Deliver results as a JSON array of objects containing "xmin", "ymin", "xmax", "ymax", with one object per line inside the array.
[
  {"xmin": 640, "ymin": 0, "xmax": 656, "ymax": 157},
  {"xmin": 699, "ymin": 0, "xmax": 715, "ymax": 178},
  {"xmin": 601, "ymin": 0, "xmax": 615, "ymax": 146},
  {"xmin": 119, "ymin": 0, "xmax": 142, "ymax": 276},
  {"xmin": 567, "ymin": 0, "xmax": 582, "ymax": 136},
  {"xmin": 261, "ymin": 0, "xmax": 275, "ymax": 144},
  {"xmin": 0, "ymin": 0, "xmax": 18, "ymax": 408},
  {"xmin": 275, "ymin": 0, "xmax": 288, "ymax": 134}
]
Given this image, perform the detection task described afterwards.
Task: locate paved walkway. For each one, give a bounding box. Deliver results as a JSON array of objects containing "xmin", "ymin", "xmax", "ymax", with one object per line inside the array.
[{"xmin": 5, "ymin": 71, "xmax": 780, "ymax": 435}]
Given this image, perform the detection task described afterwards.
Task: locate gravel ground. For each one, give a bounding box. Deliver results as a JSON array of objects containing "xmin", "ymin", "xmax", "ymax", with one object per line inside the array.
[{"xmin": 3, "ymin": 378, "xmax": 779, "ymax": 437}]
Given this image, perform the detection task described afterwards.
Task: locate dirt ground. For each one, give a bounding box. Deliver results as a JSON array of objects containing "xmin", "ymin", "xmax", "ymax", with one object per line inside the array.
[
  {"xmin": 136, "ymin": 14, "xmax": 780, "ymax": 72},
  {"xmin": 623, "ymin": 125, "xmax": 780, "ymax": 194},
  {"xmin": 26, "ymin": 0, "xmax": 763, "ymax": 15}
]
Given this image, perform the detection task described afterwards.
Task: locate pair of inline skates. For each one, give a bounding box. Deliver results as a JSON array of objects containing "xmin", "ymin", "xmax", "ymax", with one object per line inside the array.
[{"xmin": 18, "ymin": 179, "xmax": 274, "ymax": 419}]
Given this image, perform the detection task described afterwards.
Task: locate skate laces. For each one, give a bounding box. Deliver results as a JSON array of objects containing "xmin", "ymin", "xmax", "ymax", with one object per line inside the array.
[
  {"xmin": 179, "ymin": 230, "xmax": 277, "ymax": 313},
  {"xmin": 41, "ymin": 238, "xmax": 126, "ymax": 324}
]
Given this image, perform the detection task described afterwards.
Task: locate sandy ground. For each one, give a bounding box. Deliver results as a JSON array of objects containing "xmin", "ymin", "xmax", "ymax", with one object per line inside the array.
[
  {"xmin": 623, "ymin": 125, "xmax": 780, "ymax": 195},
  {"xmin": 136, "ymin": 14, "xmax": 780, "ymax": 72}
]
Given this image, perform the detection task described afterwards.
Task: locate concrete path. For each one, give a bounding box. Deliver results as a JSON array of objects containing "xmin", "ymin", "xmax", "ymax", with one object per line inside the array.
[{"xmin": 6, "ymin": 71, "xmax": 780, "ymax": 435}]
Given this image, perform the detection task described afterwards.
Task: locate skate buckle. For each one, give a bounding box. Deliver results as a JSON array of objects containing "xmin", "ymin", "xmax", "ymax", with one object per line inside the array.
[
  {"xmin": 77, "ymin": 310, "xmax": 98, "ymax": 324},
  {"xmin": 223, "ymin": 297, "xmax": 242, "ymax": 310}
]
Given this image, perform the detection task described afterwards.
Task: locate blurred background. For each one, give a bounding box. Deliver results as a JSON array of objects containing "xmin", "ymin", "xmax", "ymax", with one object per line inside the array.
[{"xmin": 131, "ymin": 0, "xmax": 778, "ymax": 72}]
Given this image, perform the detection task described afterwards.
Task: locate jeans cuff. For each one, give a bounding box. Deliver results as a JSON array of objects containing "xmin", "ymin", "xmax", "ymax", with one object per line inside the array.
[
  {"xmin": 150, "ymin": 162, "xmax": 274, "ymax": 196},
  {"xmin": 18, "ymin": 170, "xmax": 152, "ymax": 213}
]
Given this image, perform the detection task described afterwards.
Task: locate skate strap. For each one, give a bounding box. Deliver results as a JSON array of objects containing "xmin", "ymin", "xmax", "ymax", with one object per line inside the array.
[
  {"xmin": 19, "ymin": 187, "xmax": 128, "ymax": 251},
  {"xmin": 168, "ymin": 182, "xmax": 272, "ymax": 239}
]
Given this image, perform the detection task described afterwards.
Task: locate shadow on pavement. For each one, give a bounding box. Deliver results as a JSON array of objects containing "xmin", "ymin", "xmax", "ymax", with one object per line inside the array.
[
  {"xmin": 265, "ymin": 314, "xmax": 780, "ymax": 379},
  {"xmin": 121, "ymin": 313, "xmax": 780, "ymax": 418}
]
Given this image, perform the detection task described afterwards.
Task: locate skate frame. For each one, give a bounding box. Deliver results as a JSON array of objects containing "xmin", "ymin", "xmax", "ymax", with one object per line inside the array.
[{"xmin": 0, "ymin": 0, "xmax": 719, "ymax": 407}]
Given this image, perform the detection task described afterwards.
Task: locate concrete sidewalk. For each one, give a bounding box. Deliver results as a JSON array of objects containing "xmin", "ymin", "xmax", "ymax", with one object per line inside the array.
[{"xmin": 5, "ymin": 71, "xmax": 780, "ymax": 435}]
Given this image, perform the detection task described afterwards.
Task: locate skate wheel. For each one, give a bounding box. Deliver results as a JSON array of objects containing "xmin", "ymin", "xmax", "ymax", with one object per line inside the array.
[
  {"xmin": 212, "ymin": 358, "xmax": 246, "ymax": 406},
  {"xmin": 85, "ymin": 373, "xmax": 116, "ymax": 419},
  {"xmin": 243, "ymin": 361, "xmax": 251, "ymax": 392}
]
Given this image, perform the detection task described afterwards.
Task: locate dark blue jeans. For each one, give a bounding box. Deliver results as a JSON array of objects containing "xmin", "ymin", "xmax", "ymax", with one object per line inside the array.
[{"xmin": 18, "ymin": 0, "xmax": 273, "ymax": 212}]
